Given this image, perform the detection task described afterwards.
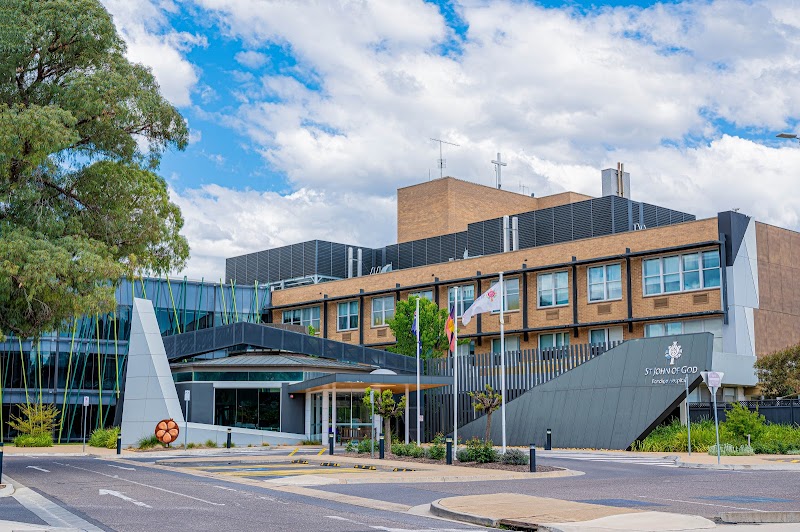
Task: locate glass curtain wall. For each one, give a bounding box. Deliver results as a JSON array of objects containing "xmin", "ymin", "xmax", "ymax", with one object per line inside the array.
[{"xmin": 213, "ymin": 388, "xmax": 281, "ymax": 431}]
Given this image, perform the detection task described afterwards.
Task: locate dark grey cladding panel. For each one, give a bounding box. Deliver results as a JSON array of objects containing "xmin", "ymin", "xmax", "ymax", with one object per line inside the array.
[
  {"xmin": 718, "ymin": 211, "xmax": 752, "ymax": 266},
  {"xmin": 483, "ymin": 218, "xmax": 503, "ymax": 255},
  {"xmin": 316, "ymin": 240, "xmax": 331, "ymax": 276},
  {"xmin": 517, "ymin": 211, "xmax": 536, "ymax": 249},
  {"xmin": 612, "ymin": 195, "xmax": 629, "ymax": 232},
  {"xmin": 552, "ymin": 204, "xmax": 572, "ymax": 243},
  {"xmin": 399, "ymin": 241, "xmax": 413, "ymax": 269},
  {"xmin": 591, "ymin": 196, "xmax": 613, "ymax": 236},
  {"xmin": 457, "ymin": 333, "xmax": 713, "ymax": 450},
  {"xmin": 643, "ymin": 203, "xmax": 658, "ymax": 229},
  {"xmin": 571, "ymin": 201, "xmax": 592, "ymax": 240},
  {"xmin": 174, "ymin": 332, "xmax": 195, "ymax": 356},
  {"xmin": 534, "ymin": 208, "xmax": 554, "ymax": 246},
  {"xmin": 455, "ymin": 232, "xmax": 468, "ymax": 259},
  {"xmin": 242, "ymin": 322, "xmax": 263, "ymax": 346},
  {"xmin": 440, "ymin": 233, "xmax": 456, "ymax": 262},
  {"xmin": 411, "ymin": 240, "xmax": 426, "ymax": 268},
  {"xmin": 332, "ymin": 243, "xmax": 347, "ymax": 279},
  {"xmin": 468, "ymin": 221, "xmax": 484, "ymax": 257}
]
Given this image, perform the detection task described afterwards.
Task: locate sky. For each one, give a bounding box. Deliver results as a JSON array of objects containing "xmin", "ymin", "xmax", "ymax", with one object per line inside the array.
[{"xmin": 99, "ymin": 0, "xmax": 800, "ymax": 280}]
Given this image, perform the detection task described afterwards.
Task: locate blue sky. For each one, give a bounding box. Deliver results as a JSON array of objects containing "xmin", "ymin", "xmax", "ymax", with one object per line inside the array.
[{"xmin": 103, "ymin": 0, "xmax": 800, "ymax": 279}]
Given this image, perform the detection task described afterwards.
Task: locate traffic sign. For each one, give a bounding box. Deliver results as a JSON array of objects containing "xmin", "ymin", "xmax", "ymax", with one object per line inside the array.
[
  {"xmin": 184, "ymin": 389, "xmax": 191, "ymax": 402},
  {"xmin": 83, "ymin": 396, "xmax": 89, "ymax": 407},
  {"xmin": 701, "ymin": 371, "xmax": 724, "ymax": 392}
]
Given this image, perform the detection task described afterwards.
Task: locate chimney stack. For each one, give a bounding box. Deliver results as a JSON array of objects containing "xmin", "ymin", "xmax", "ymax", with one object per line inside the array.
[{"xmin": 601, "ymin": 163, "xmax": 630, "ymax": 199}]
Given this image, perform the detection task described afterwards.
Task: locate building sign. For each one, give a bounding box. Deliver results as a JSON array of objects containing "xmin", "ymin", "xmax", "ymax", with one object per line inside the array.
[{"xmin": 644, "ymin": 342, "xmax": 698, "ymax": 385}]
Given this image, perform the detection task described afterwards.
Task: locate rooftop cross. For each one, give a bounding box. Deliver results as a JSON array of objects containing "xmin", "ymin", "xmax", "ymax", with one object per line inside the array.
[{"xmin": 491, "ymin": 152, "xmax": 507, "ymax": 189}]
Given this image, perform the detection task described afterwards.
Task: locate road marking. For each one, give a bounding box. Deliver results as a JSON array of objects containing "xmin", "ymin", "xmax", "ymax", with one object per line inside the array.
[
  {"xmin": 108, "ymin": 464, "xmax": 136, "ymax": 471},
  {"xmin": 26, "ymin": 466, "xmax": 50, "ymax": 472},
  {"xmin": 635, "ymin": 495, "xmax": 766, "ymax": 512},
  {"xmin": 214, "ymin": 485, "xmax": 237, "ymax": 491},
  {"xmin": 99, "ymin": 489, "xmax": 152, "ymax": 508},
  {"xmin": 53, "ymin": 462, "xmax": 225, "ymax": 506},
  {"xmin": 317, "ymin": 448, "xmax": 326, "ymax": 455},
  {"xmin": 5, "ymin": 475, "xmax": 103, "ymax": 531},
  {"xmin": 289, "ymin": 448, "xmax": 299, "ymax": 456}
]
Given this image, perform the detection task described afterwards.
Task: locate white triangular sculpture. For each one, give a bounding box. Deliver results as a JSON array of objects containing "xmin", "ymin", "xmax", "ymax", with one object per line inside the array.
[{"xmin": 120, "ymin": 298, "xmax": 185, "ymax": 447}]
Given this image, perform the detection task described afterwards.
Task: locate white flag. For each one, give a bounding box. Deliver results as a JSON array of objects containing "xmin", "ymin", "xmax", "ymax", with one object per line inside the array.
[{"xmin": 461, "ymin": 281, "xmax": 502, "ymax": 326}]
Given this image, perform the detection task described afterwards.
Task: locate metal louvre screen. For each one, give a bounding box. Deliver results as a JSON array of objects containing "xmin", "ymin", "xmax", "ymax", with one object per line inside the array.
[
  {"xmin": 590, "ymin": 196, "xmax": 613, "ymax": 236},
  {"xmin": 316, "ymin": 240, "xmax": 332, "ymax": 277},
  {"xmin": 571, "ymin": 201, "xmax": 592, "ymax": 240},
  {"xmin": 534, "ymin": 208, "xmax": 554, "ymax": 245},
  {"xmin": 552, "ymin": 204, "xmax": 572, "ymax": 243}
]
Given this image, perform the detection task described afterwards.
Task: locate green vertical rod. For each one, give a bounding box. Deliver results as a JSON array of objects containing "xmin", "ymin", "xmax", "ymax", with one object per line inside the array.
[
  {"xmin": 166, "ymin": 275, "xmax": 181, "ymax": 335},
  {"xmin": 17, "ymin": 339, "xmax": 30, "ymax": 407},
  {"xmin": 252, "ymin": 281, "xmax": 258, "ymax": 323},
  {"xmin": 58, "ymin": 319, "xmax": 79, "ymax": 443},
  {"xmin": 113, "ymin": 311, "xmax": 119, "ymax": 398},
  {"xmin": 195, "ymin": 277, "xmax": 204, "ymax": 331},
  {"xmin": 101, "ymin": 314, "xmax": 114, "ymax": 428},
  {"xmin": 260, "ymin": 284, "xmax": 270, "ymax": 324},
  {"xmin": 0, "ymin": 346, "xmax": 4, "ymax": 442},
  {"xmin": 181, "ymin": 276, "xmax": 188, "ymax": 332},
  {"xmin": 230, "ymin": 279, "xmax": 239, "ymax": 323},
  {"xmin": 139, "ymin": 276, "xmax": 147, "ymax": 299},
  {"xmin": 36, "ymin": 340, "xmax": 42, "ymax": 405},
  {"xmin": 96, "ymin": 315, "xmax": 102, "ymax": 428}
]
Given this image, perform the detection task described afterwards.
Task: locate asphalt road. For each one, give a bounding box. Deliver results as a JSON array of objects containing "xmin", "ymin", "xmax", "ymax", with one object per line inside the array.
[
  {"xmin": 2, "ymin": 452, "xmax": 799, "ymax": 531},
  {"xmin": 2, "ymin": 455, "xmax": 482, "ymax": 532}
]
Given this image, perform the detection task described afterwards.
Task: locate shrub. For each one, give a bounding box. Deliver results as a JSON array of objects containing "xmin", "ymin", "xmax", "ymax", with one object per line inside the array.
[
  {"xmin": 500, "ymin": 448, "xmax": 529, "ymax": 465},
  {"xmin": 461, "ymin": 437, "xmax": 498, "ymax": 463},
  {"xmin": 392, "ymin": 443, "xmax": 407, "ymax": 456},
  {"xmin": 724, "ymin": 402, "xmax": 766, "ymax": 440},
  {"xmin": 186, "ymin": 442, "xmax": 196, "ymax": 449},
  {"xmin": 708, "ymin": 443, "xmax": 754, "ymax": 456},
  {"xmin": 9, "ymin": 403, "xmax": 59, "ymax": 437},
  {"xmin": 205, "ymin": 439, "xmax": 217, "ymax": 448},
  {"xmin": 136, "ymin": 435, "xmax": 161, "ymax": 449},
  {"xmin": 14, "ymin": 433, "xmax": 53, "ymax": 447},
  {"xmin": 88, "ymin": 427, "xmax": 120, "ymax": 449},
  {"xmin": 357, "ymin": 438, "xmax": 375, "ymax": 454},
  {"xmin": 456, "ymin": 448, "xmax": 473, "ymax": 462},
  {"xmin": 426, "ymin": 433, "xmax": 446, "ymax": 461},
  {"xmin": 300, "ymin": 439, "xmax": 321, "ymax": 445}
]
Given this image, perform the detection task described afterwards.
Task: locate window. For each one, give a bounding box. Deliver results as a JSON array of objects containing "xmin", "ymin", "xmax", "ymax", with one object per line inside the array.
[
  {"xmin": 538, "ymin": 271, "xmax": 569, "ymax": 307},
  {"xmin": 539, "ymin": 332, "xmax": 570, "ymax": 349},
  {"xmin": 282, "ymin": 307, "xmax": 320, "ymax": 330},
  {"xmin": 490, "ymin": 277, "xmax": 521, "ymax": 312},
  {"xmin": 588, "ymin": 264, "xmax": 622, "ymax": 302},
  {"xmin": 371, "ymin": 296, "xmax": 395, "ymax": 327},
  {"xmin": 448, "ymin": 285, "xmax": 475, "ymax": 317},
  {"xmin": 409, "ymin": 290, "xmax": 433, "ymax": 301},
  {"xmin": 337, "ymin": 301, "xmax": 359, "ymax": 331},
  {"xmin": 643, "ymin": 250, "xmax": 721, "ymax": 295},
  {"xmin": 491, "ymin": 336, "xmax": 520, "ymax": 354},
  {"xmin": 589, "ymin": 327, "xmax": 623, "ymax": 345},
  {"xmin": 645, "ymin": 318, "xmax": 723, "ymax": 352},
  {"xmin": 456, "ymin": 340, "xmax": 475, "ymax": 358}
]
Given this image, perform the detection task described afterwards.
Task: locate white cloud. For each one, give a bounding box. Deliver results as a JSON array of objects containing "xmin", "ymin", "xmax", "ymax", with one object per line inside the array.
[
  {"xmin": 162, "ymin": 0, "xmax": 800, "ymax": 278},
  {"xmin": 235, "ymin": 50, "xmax": 269, "ymax": 69},
  {"xmin": 101, "ymin": 0, "xmax": 205, "ymax": 106}
]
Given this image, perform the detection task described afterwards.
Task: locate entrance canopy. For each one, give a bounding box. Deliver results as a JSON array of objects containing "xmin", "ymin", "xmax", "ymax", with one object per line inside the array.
[{"xmin": 289, "ymin": 373, "xmax": 452, "ymax": 394}]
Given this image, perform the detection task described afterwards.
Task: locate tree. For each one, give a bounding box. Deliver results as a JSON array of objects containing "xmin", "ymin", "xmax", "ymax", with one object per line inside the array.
[
  {"xmin": 362, "ymin": 387, "xmax": 407, "ymax": 455},
  {"xmin": 754, "ymin": 343, "xmax": 800, "ymax": 398},
  {"xmin": 0, "ymin": 0, "xmax": 189, "ymax": 340},
  {"xmin": 469, "ymin": 384, "xmax": 502, "ymax": 442},
  {"xmin": 387, "ymin": 296, "xmax": 450, "ymax": 359}
]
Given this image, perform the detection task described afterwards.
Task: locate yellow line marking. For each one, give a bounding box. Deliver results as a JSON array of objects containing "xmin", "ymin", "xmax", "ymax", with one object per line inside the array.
[
  {"xmin": 317, "ymin": 448, "xmax": 325, "ymax": 456},
  {"xmin": 791, "ymin": 459, "xmax": 800, "ymax": 463},
  {"xmin": 221, "ymin": 468, "xmax": 369, "ymax": 477},
  {"xmin": 288, "ymin": 448, "xmax": 299, "ymax": 457}
]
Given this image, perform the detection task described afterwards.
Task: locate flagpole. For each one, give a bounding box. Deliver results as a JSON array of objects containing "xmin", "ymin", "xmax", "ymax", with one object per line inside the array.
[
  {"xmin": 499, "ymin": 272, "xmax": 506, "ymax": 454},
  {"xmin": 416, "ymin": 297, "xmax": 421, "ymax": 446},
  {"xmin": 453, "ymin": 286, "xmax": 459, "ymax": 460}
]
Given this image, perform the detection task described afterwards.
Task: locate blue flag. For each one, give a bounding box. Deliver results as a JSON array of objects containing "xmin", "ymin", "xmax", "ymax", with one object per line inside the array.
[{"xmin": 411, "ymin": 312, "xmax": 422, "ymax": 354}]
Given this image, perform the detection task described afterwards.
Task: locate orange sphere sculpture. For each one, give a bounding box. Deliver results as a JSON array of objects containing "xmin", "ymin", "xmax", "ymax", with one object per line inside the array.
[{"xmin": 155, "ymin": 419, "xmax": 179, "ymax": 444}]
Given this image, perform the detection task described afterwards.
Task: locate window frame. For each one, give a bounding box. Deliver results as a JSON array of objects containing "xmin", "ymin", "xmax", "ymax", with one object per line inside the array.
[
  {"xmin": 282, "ymin": 306, "xmax": 321, "ymax": 330},
  {"xmin": 642, "ymin": 249, "xmax": 722, "ymax": 297},
  {"xmin": 409, "ymin": 290, "xmax": 433, "ymax": 301},
  {"xmin": 448, "ymin": 284, "xmax": 475, "ymax": 318},
  {"xmin": 587, "ymin": 263, "xmax": 623, "ymax": 303},
  {"xmin": 491, "ymin": 335, "xmax": 521, "ymax": 355},
  {"xmin": 337, "ymin": 300, "xmax": 359, "ymax": 332},
  {"xmin": 538, "ymin": 332, "xmax": 570, "ymax": 349},
  {"xmin": 537, "ymin": 271, "xmax": 570, "ymax": 309},
  {"xmin": 371, "ymin": 296, "xmax": 395, "ymax": 328},
  {"xmin": 490, "ymin": 277, "xmax": 521, "ymax": 313},
  {"xmin": 589, "ymin": 326, "xmax": 623, "ymax": 346}
]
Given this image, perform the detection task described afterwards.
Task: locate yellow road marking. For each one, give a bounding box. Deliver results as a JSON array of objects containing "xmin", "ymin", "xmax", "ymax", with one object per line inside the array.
[
  {"xmin": 288, "ymin": 448, "xmax": 299, "ymax": 457},
  {"xmin": 317, "ymin": 448, "xmax": 325, "ymax": 456},
  {"xmin": 221, "ymin": 468, "xmax": 369, "ymax": 477}
]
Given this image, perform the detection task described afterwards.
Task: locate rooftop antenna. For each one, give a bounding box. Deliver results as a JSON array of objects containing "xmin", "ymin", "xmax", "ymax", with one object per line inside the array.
[
  {"xmin": 492, "ymin": 152, "xmax": 507, "ymax": 189},
  {"xmin": 519, "ymin": 181, "xmax": 529, "ymax": 196},
  {"xmin": 430, "ymin": 138, "xmax": 460, "ymax": 179}
]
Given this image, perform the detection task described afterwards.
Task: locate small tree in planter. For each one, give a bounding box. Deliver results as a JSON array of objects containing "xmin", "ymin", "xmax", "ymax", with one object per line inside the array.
[
  {"xmin": 362, "ymin": 387, "xmax": 407, "ymax": 456},
  {"xmin": 469, "ymin": 384, "xmax": 502, "ymax": 442}
]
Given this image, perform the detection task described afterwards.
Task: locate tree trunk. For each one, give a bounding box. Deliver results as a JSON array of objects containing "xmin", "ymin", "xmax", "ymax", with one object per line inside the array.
[
  {"xmin": 485, "ymin": 412, "xmax": 492, "ymax": 443},
  {"xmin": 384, "ymin": 416, "xmax": 392, "ymax": 455}
]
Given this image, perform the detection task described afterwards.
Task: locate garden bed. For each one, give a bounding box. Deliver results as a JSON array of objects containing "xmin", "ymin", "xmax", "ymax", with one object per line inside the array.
[{"xmin": 338, "ymin": 451, "xmax": 561, "ymax": 473}]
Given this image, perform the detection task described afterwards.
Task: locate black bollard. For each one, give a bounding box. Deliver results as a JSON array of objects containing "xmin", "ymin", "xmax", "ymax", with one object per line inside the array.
[
  {"xmin": 226, "ymin": 428, "xmax": 232, "ymax": 449},
  {"xmin": 546, "ymin": 428, "xmax": 552, "ymax": 450},
  {"xmin": 116, "ymin": 434, "xmax": 122, "ymax": 455},
  {"xmin": 445, "ymin": 437, "xmax": 453, "ymax": 465},
  {"xmin": 0, "ymin": 442, "xmax": 4, "ymax": 481},
  {"xmin": 529, "ymin": 444, "xmax": 536, "ymax": 473},
  {"xmin": 379, "ymin": 435, "xmax": 385, "ymax": 459},
  {"xmin": 329, "ymin": 434, "xmax": 334, "ymax": 456}
]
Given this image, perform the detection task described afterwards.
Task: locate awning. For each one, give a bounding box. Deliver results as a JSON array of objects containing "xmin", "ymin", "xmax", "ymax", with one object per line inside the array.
[{"xmin": 288, "ymin": 373, "xmax": 452, "ymax": 394}]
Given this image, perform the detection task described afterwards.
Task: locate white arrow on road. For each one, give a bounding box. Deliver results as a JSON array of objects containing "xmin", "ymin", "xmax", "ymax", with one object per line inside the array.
[
  {"xmin": 26, "ymin": 466, "xmax": 50, "ymax": 473},
  {"xmin": 107, "ymin": 464, "xmax": 136, "ymax": 471},
  {"xmin": 99, "ymin": 489, "xmax": 152, "ymax": 508}
]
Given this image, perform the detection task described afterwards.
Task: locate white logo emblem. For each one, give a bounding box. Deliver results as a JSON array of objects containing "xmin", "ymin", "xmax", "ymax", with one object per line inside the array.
[{"xmin": 665, "ymin": 341, "xmax": 683, "ymax": 365}]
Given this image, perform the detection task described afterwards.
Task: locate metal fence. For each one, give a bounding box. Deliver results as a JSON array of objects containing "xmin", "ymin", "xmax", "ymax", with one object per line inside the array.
[
  {"xmin": 422, "ymin": 342, "xmax": 618, "ymax": 439},
  {"xmin": 689, "ymin": 400, "xmax": 800, "ymax": 426}
]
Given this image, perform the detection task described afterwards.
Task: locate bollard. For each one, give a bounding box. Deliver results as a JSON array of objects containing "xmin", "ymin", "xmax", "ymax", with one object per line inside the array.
[
  {"xmin": 116, "ymin": 434, "xmax": 122, "ymax": 455},
  {"xmin": 529, "ymin": 444, "xmax": 536, "ymax": 473},
  {"xmin": 0, "ymin": 442, "xmax": 4, "ymax": 482},
  {"xmin": 329, "ymin": 434, "xmax": 334, "ymax": 456},
  {"xmin": 226, "ymin": 428, "xmax": 232, "ymax": 449},
  {"xmin": 545, "ymin": 428, "xmax": 552, "ymax": 450},
  {"xmin": 446, "ymin": 437, "xmax": 453, "ymax": 465},
  {"xmin": 379, "ymin": 435, "xmax": 385, "ymax": 459}
]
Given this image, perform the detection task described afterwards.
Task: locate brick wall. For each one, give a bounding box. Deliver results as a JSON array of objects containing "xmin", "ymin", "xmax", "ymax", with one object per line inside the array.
[{"xmin": 754, "ymin": 222, "xmax": 800, "ymax": 356}]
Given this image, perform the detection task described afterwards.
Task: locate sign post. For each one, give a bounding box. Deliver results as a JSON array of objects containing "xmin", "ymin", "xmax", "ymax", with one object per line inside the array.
[
  {"xmin": 183, "ymin": 389, "xmax": 191, "ymax": 450},
  {"xmin": 82, "ymin": 396, "xmax": 89, "ymax": 454},
  {"xmin": 685, "ymin": 376, "xmax": 691, "ymax": 456},
  {"xmin": 701, "ymin": 371, "xmax": 724, "ymax": 464},
  {"xmin": 370, "ymin": 389, "xmax": 375, "ymax": 459}
]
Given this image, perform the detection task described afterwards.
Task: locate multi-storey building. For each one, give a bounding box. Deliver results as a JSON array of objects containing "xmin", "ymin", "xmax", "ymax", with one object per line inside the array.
[{"xmin": 229, "ymin": 173, "xmax": 800, "ymax": 403}]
